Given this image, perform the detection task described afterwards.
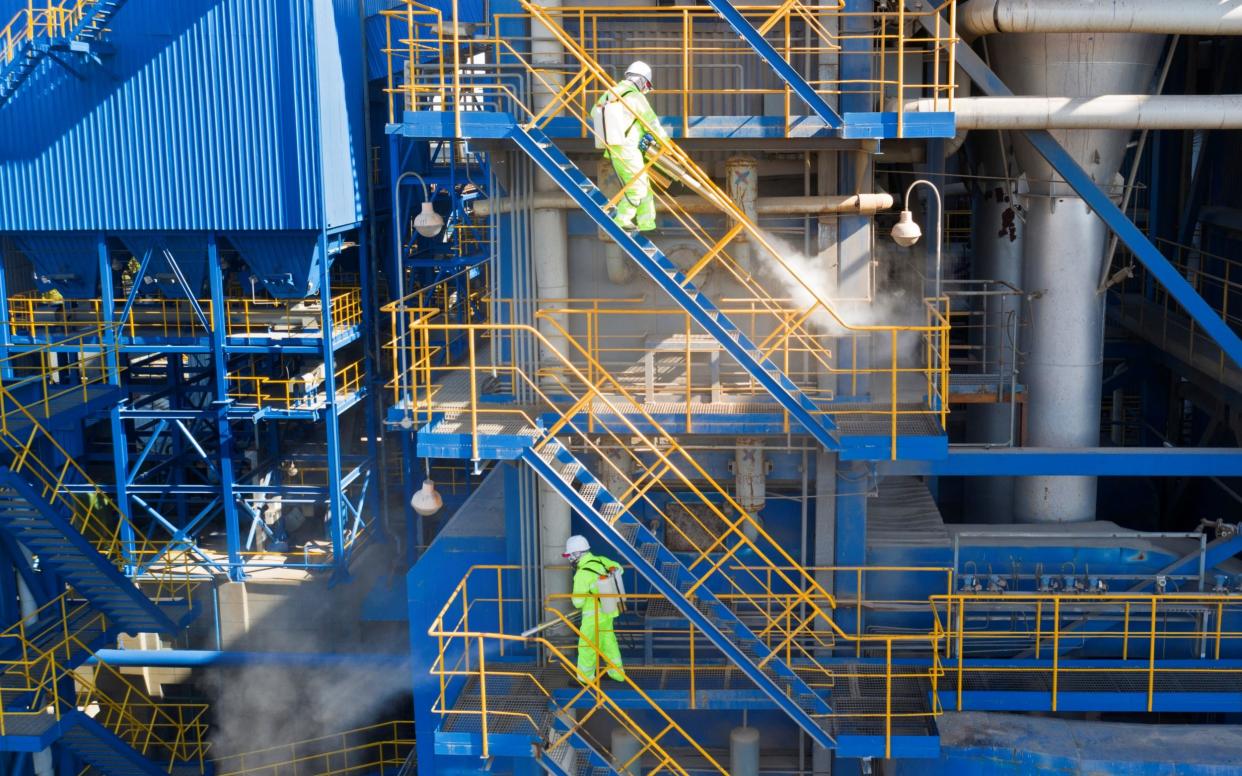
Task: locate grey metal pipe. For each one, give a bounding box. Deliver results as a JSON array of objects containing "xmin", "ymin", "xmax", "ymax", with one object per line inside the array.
[
  {"xmin": 907, "ymin": 95, "xmax": 1242, "ymax": 130},
  {"xmin": 961, "ymin": 0, "xmax": 1242, "ymax": 37},
  {"xmin": 473, "ymin": 192, "xmax": 894, "ymax": 217}
]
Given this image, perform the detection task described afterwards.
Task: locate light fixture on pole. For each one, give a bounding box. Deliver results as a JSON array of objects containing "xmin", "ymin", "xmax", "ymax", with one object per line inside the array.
[
  {"xmin": 397, "ymin": 171, "xmax": 445, "ymax": 239},
  {"xmin": 889, "ymin": 179, "xmax": 944, "ymax": 300}
]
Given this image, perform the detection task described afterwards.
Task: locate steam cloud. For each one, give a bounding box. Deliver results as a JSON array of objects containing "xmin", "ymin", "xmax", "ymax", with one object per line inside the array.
[
  {"xmin": 200, "ymin": 573, "xmax": 411, "ymax": 760},
  {"xmin": 750, "ymin": 231, "xmax": 932, "ymax": 402}
]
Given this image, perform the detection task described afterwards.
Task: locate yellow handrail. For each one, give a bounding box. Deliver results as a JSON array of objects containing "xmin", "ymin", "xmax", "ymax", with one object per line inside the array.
[
  {"xmin": 933, "ymin": 592, "xmax": 1242, "ymax": 714},
  {"xmin": 214, "ymin": 721, "xmax": 415, "ymax": 776},
  {"xmin": 0, "ymin": 1, "xmax": 112, "ymax": 68},
  {"xmin": 428, "ymin": 565, "xmax": 725, "ymax": 773}
]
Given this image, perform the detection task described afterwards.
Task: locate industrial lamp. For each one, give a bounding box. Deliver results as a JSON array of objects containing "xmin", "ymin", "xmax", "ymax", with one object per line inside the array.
[
  {"xmin": 890, "ymin": 209, "xmax": 922, "ymax": 247},
  {"xmin": 410, "ymin": 478, "xmax": 443, "ymax": 517},
  {"xmin": 889, "ymin": 179, "xmax": 943, "ymax": 300},
  {"xmin": 398, "ymin": 171, "xmax": 445, "ymax": 238},
  {"xmin": 414, "ymin": 201, "xmax": 445, "ymax": 238}
]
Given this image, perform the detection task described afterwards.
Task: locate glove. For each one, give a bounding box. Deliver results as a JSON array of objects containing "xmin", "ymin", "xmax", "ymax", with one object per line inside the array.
[{"xmin": 638, "ymin": 132, "xmax": 656, "ymax": 154}]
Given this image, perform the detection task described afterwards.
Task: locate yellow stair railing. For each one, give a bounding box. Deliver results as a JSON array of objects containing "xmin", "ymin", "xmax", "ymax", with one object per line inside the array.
[
  {"xmin": 0, "ymin": 595, "xmax": 209, "ymax": 772},
  {"xmin": 387, "ymin": 301, "xmax": 946, "ymax": 755},
  {"xmin": 213, "ymin": 721, "xmax": 415, "ymax": 776},
  {"xmin": 0, "ymin": 1, "xmax": 117, "ymax": 70},
  {"xmin": 0, "ymin": 329, "xmax": 198, "ymax": 608},
  {"xmin": 430, "ymin": 565, "xmax": 728, "ymax": 773},
  {"xmin": 384, "ymin": 2, "xmax": 953, "ymax": 447}
]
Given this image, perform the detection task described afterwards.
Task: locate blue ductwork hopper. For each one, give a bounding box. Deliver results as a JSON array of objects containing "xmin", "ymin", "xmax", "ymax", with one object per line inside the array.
[
  {"xmin": 118, "ymin": 233, "xmax": 211, "ymax": 301},
  {"xmin": 227, "ymin": 231, "xmax": 323, "ymax": 299},
  {"xmin": 11, "ymin": 232, "xmax": 101, "ymax": 297}
]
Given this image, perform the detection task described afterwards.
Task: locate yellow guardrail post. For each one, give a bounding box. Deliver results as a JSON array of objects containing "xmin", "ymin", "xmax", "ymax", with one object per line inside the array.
[{"xmin": 1147, "ymin": 597, "xmax": 1157, "ymax": 712}]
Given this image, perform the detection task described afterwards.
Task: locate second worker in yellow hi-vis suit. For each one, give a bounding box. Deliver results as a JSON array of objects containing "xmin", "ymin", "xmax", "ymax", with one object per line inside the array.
[
  {"xmin": 591, "ymin": 60, "xmax": 668, "ymax": 233},
  {"xmin": 562, "ymin": 534, "xmax": 627, "ymax": 683}
]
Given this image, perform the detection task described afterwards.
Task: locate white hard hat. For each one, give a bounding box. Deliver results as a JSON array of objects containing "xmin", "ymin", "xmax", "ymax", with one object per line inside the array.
[
  {"xmin": 625, "ymin": 61, "xmax": 653, "ymax": 86},
  {"xmin": 562, "ymin": 535, "xmax": 590, "ymax": 557}
]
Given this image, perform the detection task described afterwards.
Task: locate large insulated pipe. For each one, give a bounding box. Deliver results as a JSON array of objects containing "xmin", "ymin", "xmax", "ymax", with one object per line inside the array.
[
  {"xmin": 532, "ymin": 0, "xmax": 573, "ymax": 615},
  {"xmin": 906, "ymin": 95, "xmax": 1242, "ymax": 130},
  {"xmin": 960, "ymin": 0, "xmax": 1242, "ymax": 37},
  {"xmin": 532, "ymin": 0, "xmax": 568, "ymax": 358},
  {"xmin": 473, "ymin": 192, "xmax": 895, "ymax": 217},
  {"xmin": 990, "ymin": 31, "xmax": 1163, "ymax": 523}
]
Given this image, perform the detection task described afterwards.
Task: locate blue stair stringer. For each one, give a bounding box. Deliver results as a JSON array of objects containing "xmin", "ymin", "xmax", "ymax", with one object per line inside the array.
[
  {"xmin": 0, "ymin": 0, "xmax": 130, "ymax": 106},
  {"xmin": 510, "ymin": 125, "xmax": 841, "ymax": 455},
  {"xmin": 540, "ymin": 715, "xmax": 621, "ymax": 776},
  {"xmin": 0, "ymin": 469, "xmax": 182, "ymax": 635},
  {"xmin": 61, "ymin": 712, "xmax": 202, "ymax": 776},
  {"xmin": 522, "ymin": 438, "xmax": 839, "ymax": 751}
]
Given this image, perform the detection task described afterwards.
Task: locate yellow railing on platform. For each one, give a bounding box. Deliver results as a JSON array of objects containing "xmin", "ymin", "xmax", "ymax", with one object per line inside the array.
[
  {"xmin": 388, "ymin": 306, "xmax": 945, "ymax": 755},
  {"xmin": 214, "ymin": 721, "xmax": 414, "ymax": 776},
  {"xmin": 0, "ymin": 1, "xmax": 113, "ymax": 70},
  {"xmin": 384, "ymin": 1, "xmax": 957, "ymax": 136},
  {"xmin": 227, "ymin": 357, "xmax": 365, "ymax": 412},
  {"xmin": 430, "ymin": 565, "xmax": 727, "ymax": 773},
  {"xmin": 932, "ymin": 592, "xmax": 1242, "ymax": 713},
  {"xmin": 435, "ymin": 566, "xmax": 944, "ymax": 762},
  {"xmin": 0, "ymin": 598, "xmax": 209, "ymax": 772},
  {"xmin": 6, "ymin": 287, "xmax": 363, "ymax": 343},
  {"xmin": 1111, "ymin": 238, "xmax": 1242, "ymax": 384}
]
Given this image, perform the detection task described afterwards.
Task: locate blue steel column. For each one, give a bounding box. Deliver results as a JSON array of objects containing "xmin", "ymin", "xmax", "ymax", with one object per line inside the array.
[
  {"xmin": 318, "ymin": 232, "xmax": 346, "ymax": 568},
  {"xmin": 834, "ymin": 461, "xmax": 868, "ymax": 636},
  {"xmin": 358, "ymin": 229, "xmax": 383, "ymax": 543},
  {"xmin": 0, "ymin": 242, "xmax": 11, "ymax": 381},
  {"xmin": 99, "ymin": 235, "xmax": 136, "ymax": 572},
  {"xmin": 208, "ymin": 234, "xmax": 243, "ymax": 580}
]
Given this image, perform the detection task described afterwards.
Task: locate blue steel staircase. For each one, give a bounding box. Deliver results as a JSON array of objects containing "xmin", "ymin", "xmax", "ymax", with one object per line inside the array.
[
  {"xmin": 0, "ymin": 399, "xmax": 205, "ymax": 771},
  {"xmin": 511, "ymin": 125, "xmax": 841, "ymax": 455},
  {"xmin": 0, "ymin": 0, "xmax": 130, "ymax": 107},
  {"xmin": 0, "ymin": 471, "xmax": 183, "ymax": 634},
  {"xmin": 523, "ymin": 437, "xmax": 839, "ymax": 751},
  {"xmin": 542, "ymin": 716, "xmax": 621, "ymax": 776}
]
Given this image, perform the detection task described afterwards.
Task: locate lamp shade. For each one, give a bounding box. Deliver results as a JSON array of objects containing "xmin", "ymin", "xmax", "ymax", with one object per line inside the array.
[
  {"xmin": 890, "ymin": 209, "xmax": 922, "ymax": 247},
  {"xmin": 410, "ymin": 479, "xmax": 443, "ymax": 516},
  {"xmin": 414, "ymin": 201, "xmax": 445, "ymax": 238}
]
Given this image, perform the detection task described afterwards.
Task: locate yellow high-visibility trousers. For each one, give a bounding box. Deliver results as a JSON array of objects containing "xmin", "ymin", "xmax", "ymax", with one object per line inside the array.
[
  {"xmin": 607, "ymin": 143, "xmax": 656, "ymax": 232},
  {"xmin": 577, "ymin": 611, "xmax": 626, "ymax": 682}
]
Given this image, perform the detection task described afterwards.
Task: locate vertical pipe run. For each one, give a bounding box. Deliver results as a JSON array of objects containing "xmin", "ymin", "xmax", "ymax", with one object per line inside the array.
[
  {"xmin": 1013, "ymin": 198, "xmax": 1108, "ymax": 522},
  {"xmin": 986, "ymin": 31, "xmax": 1163, "ymax": 522},
  {"xmin": 612, "ymin": 727, "xmax": 643, "ymax": 776},
  {"xmin": 531, "ymin": 0, "xmax": 572, "ymax": 619},
  {"xmin": 729, "ymin": 726, "xmax": 760, "ymax": 776}
]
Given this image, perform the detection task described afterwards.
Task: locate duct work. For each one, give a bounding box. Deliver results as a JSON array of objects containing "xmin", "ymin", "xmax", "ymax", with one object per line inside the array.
[
  {"xmin": 906, "ymin": 95, "xmax": 1242, "ymax": 130},
  {"xmin": 472, "ymin": 192, "xmax": 895, "ymax": 217},
  {"xmin": 959, "ymin": 0, "xmax": 1242, "ymax": 36}
]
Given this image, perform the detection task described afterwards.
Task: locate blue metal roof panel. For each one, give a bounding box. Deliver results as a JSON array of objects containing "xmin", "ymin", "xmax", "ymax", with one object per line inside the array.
[{"xmin": 0, "ymin": 0, "xmax": 360, "ymax": 232}]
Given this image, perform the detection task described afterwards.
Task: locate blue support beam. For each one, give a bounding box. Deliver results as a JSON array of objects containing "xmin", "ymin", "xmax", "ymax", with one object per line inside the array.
[{"xmin": 910, "ymin": 0, "xmax": 1242, "ymax": 370}]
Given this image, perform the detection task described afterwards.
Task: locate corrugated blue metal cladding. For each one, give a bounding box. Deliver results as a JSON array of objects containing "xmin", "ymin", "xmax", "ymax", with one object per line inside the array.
[{"xmin": 0, "ymin": 0, "xmax": 365, "ymax": 234}]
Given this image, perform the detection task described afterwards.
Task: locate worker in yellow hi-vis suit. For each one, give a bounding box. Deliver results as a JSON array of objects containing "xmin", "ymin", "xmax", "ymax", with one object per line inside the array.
[
  {"xmin": 563, "ymin": 535, "xmax": 627, "ymax": 682},
  {"xmin": 591, "ymin": 61, "xmax": 668, "ymax": 233}
]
